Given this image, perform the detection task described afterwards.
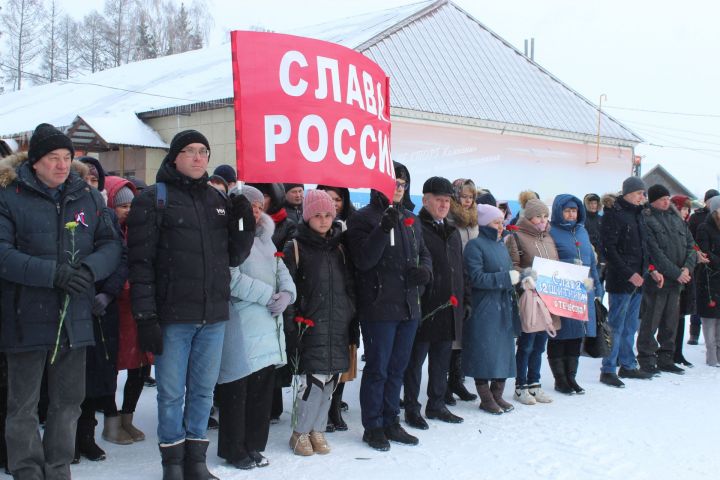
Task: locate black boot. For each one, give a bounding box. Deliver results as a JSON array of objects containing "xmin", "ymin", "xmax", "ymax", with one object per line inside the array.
[
  {"xmin": 184, "ymin": 438, "xmax": 218, "ymax": 480},
  {"xmin": 76, "ymin": 418, "xmax": 106, "ymax": 461},
  {"xmin": 327, "ymin": 383, "xmax": 347, "ymax": 432},
  {"xmin": 443, "ymin": 388, "xmax": 456, "ymax": 406},
  {"xmin": 448, "ymin": 350, "xmax": 477, "ymax": 401},
  {"xmin": 160, "ymin": 441, "xmax": 185, "ymax": 480},
  {"xmin": 565, "ymin": 356, "xmax": 585, "ymax": 394},
  {"xmin": 548, "ymin": 358, "xmax": 575, "ymax": 395}
]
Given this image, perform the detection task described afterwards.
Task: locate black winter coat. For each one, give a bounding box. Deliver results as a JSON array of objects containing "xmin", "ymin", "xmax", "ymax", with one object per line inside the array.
[
  {"xmin": 585, "ymin": 211, "xmax": 604, "ymax": 263},
  {"xmin": 127, "ymin": 158, "xmax": 254, "ymax": 325},
  {"xmin": 695, "ymin": 215, "xmax": 720, "ymax": 317},
  {"xmin": 285, "ymin": 202, "xmax": 303, "ymax": 225},
  {"xmin": 689, "ymin": 207, "xmax": 709, "ymax": 240},
  {"xmin": 346, "ymin": 190, "xmax": 432, "ymax": 323},
  {"xmin": 601, "ymin": 195, "xmax": 648, "ymax": 294},
  {"xmin": 0, "ymin": 153, "xmax": 121, "ymax": 352},
  {"xmin": 416, "ymin": 208, "xmax": 467, "ymax": 343},
  {"xmin": 642, "ymin": 205, "xmax": 696, "ymax": 292},
  {"xmin": 283, "ymin": 224, "xmax": 355, "ymax": 374}
]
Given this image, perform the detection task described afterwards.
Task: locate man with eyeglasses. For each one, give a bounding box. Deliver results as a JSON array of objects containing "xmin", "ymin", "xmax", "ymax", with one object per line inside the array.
[
  {"xmin": 127, "ymin": 130, "xmax": 255, "ymax": 479},
  {"xmin": 347, "ymin": 162, "xmax": 432, "ymax": 452}
]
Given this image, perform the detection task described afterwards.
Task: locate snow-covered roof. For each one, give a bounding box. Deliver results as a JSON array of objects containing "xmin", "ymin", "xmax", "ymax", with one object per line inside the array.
[
  {"xmin": 70, "ymin": 115, "xmax": 168, "ymax": 149},
  {"xmin": 0, "ymin": 0, "xmax": 640, "ymax": 146}
]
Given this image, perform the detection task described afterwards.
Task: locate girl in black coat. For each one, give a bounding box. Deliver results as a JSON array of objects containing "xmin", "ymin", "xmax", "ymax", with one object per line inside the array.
[
  {"xmin": 695, "ymin": 198, "xmax": 720, "ymax": 366},
  {"xmin": 283, "ymin": 190, "xmax": 355, "ymax": 456}
]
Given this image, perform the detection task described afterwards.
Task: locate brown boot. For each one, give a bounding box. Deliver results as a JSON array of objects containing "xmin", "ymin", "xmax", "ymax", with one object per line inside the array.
[
  {"xmin": 308, "ymin": 431, "xmax": 331, "ymax": 454},
  {"xmin": 101, "ymin": 415, "xmax": 133, "ymax": 445},
  {"xmin": 475, "ymin": 380, "xmax": 503, "ymax": 415},
  {"xmin": 120, "ymin": 413, "xmax": 145, "ymax": 442},
  {"xmin": 490, "ymin": 380, "xmax": 514, "ymax": 412},
  {"xmin": 289, "ymin": 431, "xmax": 314, "ymax": 456}
]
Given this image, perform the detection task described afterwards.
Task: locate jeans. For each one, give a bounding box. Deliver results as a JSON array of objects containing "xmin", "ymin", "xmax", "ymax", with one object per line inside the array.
[
  {"xmin": 359, "ymin": 319, "xmax": 418, "ymax": 430},
  {"xmin": 515, "ymin": 331, "xmax": 548, "ymax": 386},
  {"xmin": 403, "ymin": 340, "xmax": 452, "ymax": 414},
  {"xmin": 5, "ymin": 347, "xmax": 85, "ymax": 480},
  {"xmin": 155, "ymin": 322, "xmax": 225, "ymax": 444},
  {"xmin": 601, "ymin": 292, "xmax": 641, "ymax": 373}
]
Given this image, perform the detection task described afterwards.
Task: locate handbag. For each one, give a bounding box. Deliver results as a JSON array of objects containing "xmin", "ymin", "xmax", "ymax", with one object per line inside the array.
[
  {"xmin": 582, "ymin": 298, "xmax": 613, "ymax": 358},
  {"xmin": 518, "ymin": 289, "xmax": 557, "ymax": 337}
]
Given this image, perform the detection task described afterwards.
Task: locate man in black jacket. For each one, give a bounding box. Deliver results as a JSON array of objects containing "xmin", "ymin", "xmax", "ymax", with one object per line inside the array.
[
  {"xmin": 0, "ymin": 124, "xmax": 121, "ymax": 479},
  {"xmin": 284, "ymin": 183, "xmax": 304, "ymax": 224},
  {"xmin": 403, "ymin": 177, "xmax": 465, "ymax": 429},
  {"xmin": 637, "ymin": 185, "xmax": 698, "ymax": 375},
  {"xmin": 127, "ymin": 130, "xmax": 255, "ymax": 479},
  {"xmin": 599, "ymin": 177, "xmax": 655, "ymax": 388},
  {"xmin": 584, "ymin": 193, "xmax": 605, "ymax": 280},
  {"xmin": 346, "ymin": 162, "xmax": 432, "ymax": 452}
]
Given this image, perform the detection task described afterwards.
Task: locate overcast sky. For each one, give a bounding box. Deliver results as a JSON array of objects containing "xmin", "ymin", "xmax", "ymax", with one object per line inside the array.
[{"xmin": 60, "ymin": 0, "xmax": 720, "ymax": 197}]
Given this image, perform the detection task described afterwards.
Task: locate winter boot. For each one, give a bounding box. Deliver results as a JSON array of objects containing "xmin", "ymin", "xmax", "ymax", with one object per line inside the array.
[
  {"xmin": 600, "ymin": 372, "xmax": 625, "ymax": 388},
  {"xmin": 309, "ymin": 431, "xmax": 331, "ymax": 454},
  {"xmin": 513, "ymin": 385, "xmax": 536, "ymax": 405},
  {"xmin": 102, "ymin": 414, "xmax": 133, "ymax": 445},
  {"xmin": 475, "ymin": 380, "xmax": 503, "ymax": 415},
  {"xmin": 362, "ymin": 427, "xmax": 390, "ymax": 451},
  {"xmin": 159, "ymin": 440, "xmax": 185, "ymax": 480},
  {"xmin": 120, "ymin": 412, "xmax": 146, "ymax": 442},
  {"xmin": 490, "ymin": 380, "xmax": 514, "ymax": 412},
  {"xmin": 384, "ymin": 418, "xmax": 419, "ymax": 445},
  {"xmin": 448, "ymin": 351, "xmax": 477, "ymax": 401},
  {"xmin": 76, "ymin": 418, "xmax": 106, "ymax": 461},
  {"xmin": 548, "ymin": 358, "xmax": 575, "ymax": 395},
  {"xmin": 444, "ymin": 388, "xmax": 457, "ymax": 406},
  {"xmin": 565, "ymin": 356, "xmax": 585, "ymax": 394},
  {"xmin": 528, "ymin": 384, "xmax": 553, "ymax": 403},
  {"xmin": 184, "ymin": 438, "xmax": 219, "ymax": 480},
  {"xmin": 289, "ymin": 431, "xmax": 314, "ymax": 456},
  {"xmin": 327, "ymin": 383, "xmax": 347, "ymax": 432}
]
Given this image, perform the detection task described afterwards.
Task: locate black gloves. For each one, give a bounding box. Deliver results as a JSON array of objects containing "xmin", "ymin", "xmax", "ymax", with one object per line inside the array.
[
  {"xmin": 349, "ymin": 318, "xmax": 360, "ymax": 347},
  {"xmin": 137, "ymin": 316, "xmax": 163, "ymax": 355},
  {"xmin": 229, "ymin": 192, "xmax": 256, "ymax": 232},
  {"xmin": 380, "ymin": 206, "xmax": 400, "ymax": 233},
  {"xmin": 54, "ymin": 264, "xmax": 94, "ymax": 295},
  {"xmin": 92, "ymin": 293, "xmax": 113, "ymax": 317},
  {"xmin": 407, "ymin": 266, "xmax": 431, "ymax": 287}
]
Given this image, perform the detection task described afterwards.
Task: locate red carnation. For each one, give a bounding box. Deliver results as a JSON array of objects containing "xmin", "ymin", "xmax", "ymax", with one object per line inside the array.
[
  {"xmin": 506, "ymin": 225, "xmax": 519, "ymax": 231},
  {"xmin": 274, "ymin": 252, "xmax": 285, "ymax": 258},
  {"xmin": 575, "ymin": 241, "xmax": 581, "ymax": 247},
  {"xmin": 648, "ymin": 264, "xmax": 656, "ymax": 272},
  {"xmin": 449, "ymin": 295, "xmax": 459, "ymax": 307},
  {"xmin": 404, "ymin": 217, "xmax": 415, "ymax": 227},
  {"xmin": 304, "ymin": 319, "xmax": 315, "ymax": 327},
  {"xmin": 694, "ymin": 245, "xmax": 701, "ymax": 252},
  {"xmin": 710, "ymin": 300, "xmax": 717, "ymax": 308},
  {"xmin": 294, "ymin": 316, "xmax": 305, "ymax": 324}
]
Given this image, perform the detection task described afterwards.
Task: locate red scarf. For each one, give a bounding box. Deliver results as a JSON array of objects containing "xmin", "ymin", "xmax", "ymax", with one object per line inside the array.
[{"xmin": 270, "ymin": 208, "xmax": 288, "ymax": 224}]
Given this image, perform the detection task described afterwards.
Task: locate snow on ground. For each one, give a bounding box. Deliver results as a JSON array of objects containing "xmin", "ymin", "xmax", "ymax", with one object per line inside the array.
[{"xmin": 70, "ymin": 325, "xmax": 720, "ymax": 480}]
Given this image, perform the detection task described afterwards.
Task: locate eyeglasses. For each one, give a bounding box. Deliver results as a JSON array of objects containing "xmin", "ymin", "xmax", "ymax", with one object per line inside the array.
[
  {"xmin": 395, "ymin": 181, "xmax": 407, "ymax": 190},
  {"xmin": 179, "ymin": 148, "xmax": 210, "ymax": 158}
]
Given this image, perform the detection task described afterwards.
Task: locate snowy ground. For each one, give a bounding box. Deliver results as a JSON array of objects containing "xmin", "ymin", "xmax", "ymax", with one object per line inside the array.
[{"xmin": 70, "ymin": 326, "xmax": 720, "ymax": 480}]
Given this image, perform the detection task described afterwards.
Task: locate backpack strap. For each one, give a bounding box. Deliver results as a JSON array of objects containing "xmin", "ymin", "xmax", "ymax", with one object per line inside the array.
[
  {"xmin": 155, "ymin": 182, "xmax": 167, "ymax": 210},
  {"xmin": 512, "ymin": 231, "xmax": 524, "ymax": 257}
]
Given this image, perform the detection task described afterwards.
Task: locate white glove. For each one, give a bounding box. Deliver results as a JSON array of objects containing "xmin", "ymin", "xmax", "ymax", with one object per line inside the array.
[
  {"xmin": 521, "ymin": 275, "xmax": 536, "ymax": 291},
  {"xmin": 583, "ymin": 278, "xmax": 594, "ymax": 291},
  {"xmin": 509, "ymin": 270, "xmax": 520, "ymax": 285}
]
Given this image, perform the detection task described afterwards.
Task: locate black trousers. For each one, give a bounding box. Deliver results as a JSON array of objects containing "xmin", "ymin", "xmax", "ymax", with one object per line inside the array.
[
  {"xmin": 403, "ymin": 340, "xmax": 452, "ymax": 414},
  {"xmin": 546, "ymin": 338, "xmax": 582, "ymax": 359},
  {"xmin": 216, "ymin": 366, "xmax": 275, "ymax": 461}
]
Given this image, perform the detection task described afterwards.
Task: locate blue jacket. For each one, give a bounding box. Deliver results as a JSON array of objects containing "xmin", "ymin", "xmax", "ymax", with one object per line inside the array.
[
  {"xmin": 461, "ymin": 226, "xmax": 517, "ymax": 379},
  {"xmin": 549, "ymin": 194, "xmax": 602, "ymax": 339}
]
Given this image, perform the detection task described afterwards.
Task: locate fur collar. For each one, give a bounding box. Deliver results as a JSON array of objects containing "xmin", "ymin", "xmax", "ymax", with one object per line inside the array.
[
  {"xmin": 255, "ymin": 212, "xmax": 276, "ymax": 242},
  {"xmin": 449, "ymin": 199, "xmax": 478, "ymax": 228}
]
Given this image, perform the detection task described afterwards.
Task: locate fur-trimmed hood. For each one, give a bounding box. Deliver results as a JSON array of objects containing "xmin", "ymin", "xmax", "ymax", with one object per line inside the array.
[
  {"xmin": 255, "ymin": 212, "xmax": 276, "ymax": 243},
  {"xmin": 0, "ymin": 151, "xmax": 87, "ymax": 191},
  {"xmin": 601, "ymin": 193, "xmax": 618, "ymax": 210}
]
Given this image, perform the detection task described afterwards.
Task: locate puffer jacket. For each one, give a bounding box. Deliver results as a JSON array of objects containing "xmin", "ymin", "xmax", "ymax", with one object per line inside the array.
[
  {"xmin": 283, "ymin": 223, "xmax": 355, "ymax": 374},
  {"xmin": 0, "ymin": 152, "xmax": 121, "ymax": 352},
  {"xmin": 218, "ymin": 213, "xmax": 296, "ymax": 383},
  {"xmin": 127, "ymin": 156, "xmax": 254, "ymax": 325},
  {"xmin": 601, "ymin": 194, "xmax": 648, "ymax": 294},
  {"xmin": 642, "ymin": 204, "xmax": 696, "ymax": 291},
  {"xmin": 549, "ymin": 194, "xmax": 602, "ymax": 339}
]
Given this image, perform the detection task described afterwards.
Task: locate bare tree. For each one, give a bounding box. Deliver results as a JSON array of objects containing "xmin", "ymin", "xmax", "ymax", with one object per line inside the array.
[
  {"xmin": 40, "ymin": 0, "xmax": 63, "ymax": 83},
  {"xmin": 75, "ymin": 11, "xmax": 109, "ymax": 73},
  {"xmin": 58, "ymin": 14, "xmax": 79, "ymax": 80},
  {"xmin": 103, "ymin": 0, "xmax": 133, "ymax": 67},
  {"xmin": 1, "ymin": 0, "xmax": 44, "ymax": 90},
  {"xmin": 133, "ymin": 12, "xmax": 158, "ymax": 61}
]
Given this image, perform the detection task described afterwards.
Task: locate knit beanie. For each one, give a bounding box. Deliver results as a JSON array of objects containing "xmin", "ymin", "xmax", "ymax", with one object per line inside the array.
[
  {"xmin": 213, "ymin": 164, "xmax": 236, "ymax": 184},
  {"xmin": 648, "ymin": 184, "xmax": 671, "ymax": 204},
  {"xmin": 476, "ymin": 204, "xmax": 504, "ymax": 226},
  {"xmin": 303, "ymin": 189, "xmax": 336, "ymax": 222},
  {"xmin": 113, "ymin": 186, "xmax": 135, "ymax": 206},
  {"xmin": 704, "ymin": 189, "xmax": 720, "ymax": 202},
  {"xmin": 622, "ymin": 176, "xmax": 646, "ymax": 195},
  {"xmin": 523, "ymin": 199, "xmax": 550, "ymax": 219},
  {"xmin": 168, "ymin": 130, "xmax": 210, "ymax": 162},
  {"xmin": 708, "ymin": 196, "xmax": 720, "ymax": 214},
  {"xmin": 28, "ymin": 123, "xmax": 74, "ymax": 164},
  {"xmin": 284, "ymin": 183, "xmax": 304, "ymax": 193},
  {"xmin": 240, "ymin": 185, "xmax": 264, "ymax": 206}
]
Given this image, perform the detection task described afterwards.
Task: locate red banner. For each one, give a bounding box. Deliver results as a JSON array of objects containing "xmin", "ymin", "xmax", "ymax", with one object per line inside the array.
[{"xmin": 230, "ymin": 31, "xmax": 395, "ymax": 199}]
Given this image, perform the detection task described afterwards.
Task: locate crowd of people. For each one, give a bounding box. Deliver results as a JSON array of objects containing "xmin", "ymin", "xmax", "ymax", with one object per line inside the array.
[{"xmin": 0, "ymin": 125, "xmax": 717, "ymax": 479}]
